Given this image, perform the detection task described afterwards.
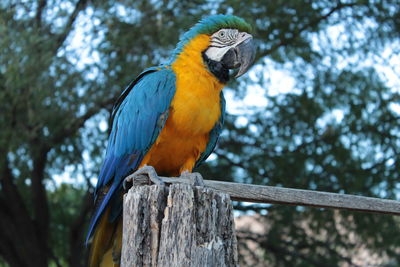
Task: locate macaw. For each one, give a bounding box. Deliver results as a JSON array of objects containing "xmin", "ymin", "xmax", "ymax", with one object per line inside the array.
[{"xmin": 87, "ymin": 14, "xmax": 255, "ymax": 266}]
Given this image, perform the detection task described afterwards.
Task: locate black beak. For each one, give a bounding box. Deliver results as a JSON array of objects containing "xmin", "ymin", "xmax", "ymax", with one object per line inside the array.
[{"xmin": 221, "ymin": 37, "xmax": 256, "ymax": 78}]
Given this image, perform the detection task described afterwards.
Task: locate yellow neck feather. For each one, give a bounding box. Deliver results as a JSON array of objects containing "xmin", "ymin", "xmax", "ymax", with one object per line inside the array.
[
  {"xmin": 172, "ymin": 34, "xmax": 223, "ymax": 89},
  {"xmin": 169, "ymin": 34, "xmax": 224, "ymax": 135},
  {"xmin": 140, "ymin": 34, "xmax": 226, "ymax": 175}
]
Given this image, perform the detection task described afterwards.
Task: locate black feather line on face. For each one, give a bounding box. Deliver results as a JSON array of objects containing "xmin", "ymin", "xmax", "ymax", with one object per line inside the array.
[{"xmin": 202, "ymin": 51, "xmax": 229, "ymax": 84}]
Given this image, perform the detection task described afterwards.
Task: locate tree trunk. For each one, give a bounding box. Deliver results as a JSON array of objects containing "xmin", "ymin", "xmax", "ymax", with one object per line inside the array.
[{"xmin": 121, "ymin": 184, "xmax": 238, "ymax": 267}]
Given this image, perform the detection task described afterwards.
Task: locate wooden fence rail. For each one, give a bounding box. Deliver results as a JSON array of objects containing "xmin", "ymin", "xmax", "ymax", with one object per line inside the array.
[{"xmin": 157, "ymin": 176, "xmax": 400, "ymax": 216}]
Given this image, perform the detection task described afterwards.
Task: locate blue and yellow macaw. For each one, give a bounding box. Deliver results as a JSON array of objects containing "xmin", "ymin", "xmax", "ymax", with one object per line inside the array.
[{"xmin": 87, "ymin": 14, "xmax": 255, "ymax": 266}]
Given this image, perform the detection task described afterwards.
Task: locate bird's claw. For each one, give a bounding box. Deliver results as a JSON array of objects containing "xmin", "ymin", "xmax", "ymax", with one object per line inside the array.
[
  {"xmin": 179, "ymin": 171, "xmax": 205, "ymax": 187},
  {"xmin": 123, "ymin": 165, "xmax": 164, "ymax": 191}
]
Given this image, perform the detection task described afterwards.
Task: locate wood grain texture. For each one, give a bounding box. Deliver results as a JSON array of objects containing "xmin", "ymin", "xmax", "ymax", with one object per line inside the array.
[
  {"xmin": 154, "ymin": 177, "xmax": 400, "ymax": 216},
  {"xmin": 121, "ymin": 184, "xmax": 238, "ymax": 267},
  {"xmin": 121, "ymin": 185, "xmax": 167, "ymax": 266}
]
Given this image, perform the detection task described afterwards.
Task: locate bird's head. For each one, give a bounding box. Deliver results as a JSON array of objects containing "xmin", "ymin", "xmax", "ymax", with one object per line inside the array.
[{"xmin": 171, "ymin": 15, "xmax": 256, "ymax": 83}]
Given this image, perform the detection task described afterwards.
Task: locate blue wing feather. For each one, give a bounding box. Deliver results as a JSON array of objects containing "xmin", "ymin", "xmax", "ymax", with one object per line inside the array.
[
  {"xmin": 195, "ymin": 91, "xmax": 226, "ymax": 168},
  {"xmin": 86, "ymin": 67, "xmax": 176, "ymax": 243}
]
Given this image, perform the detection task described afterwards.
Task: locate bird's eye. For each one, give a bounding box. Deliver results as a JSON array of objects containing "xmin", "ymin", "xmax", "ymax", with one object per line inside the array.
[{"xmin": 218, "ymin": 31, "xmax": 225, "ymax": 38}]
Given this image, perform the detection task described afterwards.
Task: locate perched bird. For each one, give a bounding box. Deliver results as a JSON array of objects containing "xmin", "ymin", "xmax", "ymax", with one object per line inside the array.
[{"xmin": 87, "ymin": 14, "xmax": 255, "ymax": 266}]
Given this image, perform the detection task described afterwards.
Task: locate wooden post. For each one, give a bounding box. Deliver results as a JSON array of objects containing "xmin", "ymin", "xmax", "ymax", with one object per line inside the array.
[{"xmin": 121, "ymin": 184, "xmax": 238, "ymax": 267}]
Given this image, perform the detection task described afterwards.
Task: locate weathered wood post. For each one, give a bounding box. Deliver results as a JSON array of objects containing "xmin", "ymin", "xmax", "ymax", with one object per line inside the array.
[{"xmin": 121, "ymin": 183, "xmax": 238, "ymax": 267}]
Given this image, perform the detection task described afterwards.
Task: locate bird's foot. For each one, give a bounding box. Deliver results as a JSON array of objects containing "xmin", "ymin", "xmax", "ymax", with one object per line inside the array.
[
  {"xmin": 179, "ymin": 171, "xmax": 205, "ymax": 187},
  {"xmin": 123, "ymin": 165, "xmax": 164, "ymax": 191}
]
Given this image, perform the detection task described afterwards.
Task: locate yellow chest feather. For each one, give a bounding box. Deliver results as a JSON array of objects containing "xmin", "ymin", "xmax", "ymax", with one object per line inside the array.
[
  {"xmin": 140, "ymin": 34, "xmax": 225, "ymax": 175},
  {"xmin": 170, "ymin": 34, "xmax": 224, "ymax": 135}
]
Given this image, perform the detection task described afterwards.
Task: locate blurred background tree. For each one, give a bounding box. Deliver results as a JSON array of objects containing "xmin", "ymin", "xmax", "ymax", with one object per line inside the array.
[{"xmin": 0, "ymin": 0, "xmax": 399, "ymax": 266}]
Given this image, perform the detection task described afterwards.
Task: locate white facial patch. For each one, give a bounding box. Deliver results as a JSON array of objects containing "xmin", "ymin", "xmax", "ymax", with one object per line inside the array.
[
  {"xmin": 205, "ymin": 28, "xmax": 251, "ymax": 62},
  {"xmin": 205, "ymin": 46, "xmax": 231, "ymax": 62}
]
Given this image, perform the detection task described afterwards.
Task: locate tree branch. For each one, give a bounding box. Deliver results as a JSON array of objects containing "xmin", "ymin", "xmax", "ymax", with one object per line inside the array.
[
  {"xmin": 30, "ymin": 147, "xmax": 50, "ymax": 249},
  {"xmin": 0, "ymin": 230, "xmax": 22, "ymax": 267},
  {"xmin": 257, "ymin": 2, "xmax": 358, "ymax": 60},
  {"xmin": 1, "ymin": 147, "xmax": 53, "ymax": 266},
  {"xmin": 48, "ymin": 96, "xmax": 116, "ymax": 148},
  {"xmin": 35, "ymin": 0, "xmax": 47, "ymax": 28},
  {"xmin": 0, "ymin": 194, "xmax": 34, "ymax": 266},
  {"xmin": 68, "ymin": 190, "xmax": 93, "ymax": 267},
  {"xmin": 0, "ymin": 150, "xmax": 34, "ymax": 240},
  {"xmin": 53, "ymin": 0, "xmax": 88, "ymax": 53}
]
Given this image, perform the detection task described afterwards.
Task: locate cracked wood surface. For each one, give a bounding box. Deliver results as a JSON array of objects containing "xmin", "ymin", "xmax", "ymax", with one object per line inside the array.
[{"xmin": 121, "ymin": 184, "xmax": 238, "ymax": 267}]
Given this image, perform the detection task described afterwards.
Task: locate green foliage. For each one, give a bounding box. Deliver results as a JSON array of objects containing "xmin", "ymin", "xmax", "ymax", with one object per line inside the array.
[{"xmin": 0, "ymin": 0, "xmax": 399, "ymax": 266}]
